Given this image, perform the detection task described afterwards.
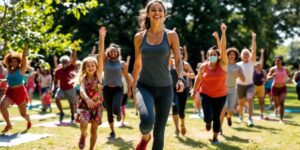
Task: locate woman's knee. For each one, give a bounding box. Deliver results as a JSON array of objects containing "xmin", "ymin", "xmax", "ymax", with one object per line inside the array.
[{"xmin": 139, "ymin": 116, "xmax": 154, "ymax": 134}]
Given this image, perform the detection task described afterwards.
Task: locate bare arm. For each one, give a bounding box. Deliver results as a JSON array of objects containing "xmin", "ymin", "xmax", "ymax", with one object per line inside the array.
[
  {"xmin": 267, "ymin": 68, "xmax": 275, "ymax": 81},
  {"xmin": 184, "ymin": 62, "xmax": 195, "ymax": 79},
  {"xmin": 212, "ymin": 32, "xmax": 221, "ymax": 52},
  {"xmin": 251, "ymin": 32, "xmax": 257, "ymax": 63},
  {"xmin": 98, "ymin": 27, "xmax": 106, "ymax": 79},
  {"xmin": 183, "ymin": 45, "xmax": 188, "ymax": 62},
  {"xmin": 200, "ymin": 50, "xmax": 205, "ymax": 63},
  {"xmin": 70, "ymin": 47, "xmax": 77, "ymax": 66},
  {"xmin": 169, "ymin": 31, "xmax": 183, "ymax": 79},
  {"xmin": 260, "ymin": 49, "xmax": 264, "ymax": 68},
  {"xmin": 132, "ymin": 32, "xmax": 143, "ymax": 87},
  {"xmin": 122, "ymin": 62, "xmax": 132, "ymax": 96},
  {"xmin": 191, "ymin": 64, "xmax": 205, "ymax": 98},
  {"xmin": 20, "ymin": 44, "xmax": 28, "ymax": 74},
  {"xmin": 219, "ymin": 23, "xmax": 228, "ymax": 67}
]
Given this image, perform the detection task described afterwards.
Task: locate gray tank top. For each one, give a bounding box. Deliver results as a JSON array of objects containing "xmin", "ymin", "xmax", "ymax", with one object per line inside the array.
[
  {"xmin": 138, "ymin": 30, "xmax": 172, "ymax": 87},
  {"xmin": 103, "ymin": 60, "xmax": 123, "ymax": 87}
]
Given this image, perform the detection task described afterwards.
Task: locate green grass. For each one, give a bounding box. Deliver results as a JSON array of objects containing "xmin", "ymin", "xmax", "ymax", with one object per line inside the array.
[{"xmin": 1, "ymin": 84, "xmax": 300, "ymax": 150}]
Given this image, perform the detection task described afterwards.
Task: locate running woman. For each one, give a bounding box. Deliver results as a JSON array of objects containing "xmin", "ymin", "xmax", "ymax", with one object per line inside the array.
[
  {"xmin": 253, "ymin": 49, "xmax": 267, "ymax": 119},
  {"xmin": 267, "ymin": 55, "xmax": 292, "ymax": 123},
  {"xmin": 133, "ymin": 1, "xmax": 184, "ymax": 149},
  {"xmin": 0, "ymin": 44, "xmax": 31, "ymax": 133},
  {"xmin": 220, "ymin": 47, "xmax": 245, "ymax": 134},
  {"xmin": 98, "ymin": 28, "xmax": 132, "ymax": 138},
  {"xmin": 192, "ymin": 23, "xmax": 228, "ymax": 143}
]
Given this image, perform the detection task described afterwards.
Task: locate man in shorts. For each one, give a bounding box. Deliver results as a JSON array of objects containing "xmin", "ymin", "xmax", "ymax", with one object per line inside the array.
[
  {"xmin": 54, "ymin": 50, "xmax": 77, "ymax": 123},
  {"xmin": 237, "ymin": 32, "xmax": 256, "ymax": 127}
]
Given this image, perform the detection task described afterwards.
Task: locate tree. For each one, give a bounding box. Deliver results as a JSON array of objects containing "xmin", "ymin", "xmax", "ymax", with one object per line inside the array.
[{"xmin": 0, "ymin": 0, "xmax": 98, "ymax": 58}]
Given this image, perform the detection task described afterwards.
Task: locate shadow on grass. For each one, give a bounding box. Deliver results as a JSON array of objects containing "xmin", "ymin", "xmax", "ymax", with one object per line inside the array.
[
  {"xmin": 212, "ymin": 142, "xmax": 242, "ymax": 150},
  {"xmin": 176, "ymin": 136, "xmax": 208, "ymax": 148},
  {"xmin": 284, "ymin": 120, "xmax": 300, "ymax": 127},
  {"xmin": 232, "ymin": 127, "xmax": 259, "ymax": 133},
  {"xmin": 119, "ymin": 125, "xmax": 134, "ymax": 130},
  {"xmin": 0, "ymin": 131, "xmax": 28, "ymax": 143},
  {"xmin": 253, "ymin": 124, "xmax": 280, "ymax": 131},
  {"xmin": 222, "ymin": 135, "xmax": 249, "ymax": 143},
  {"xmin": 106, "ymin": 137, "xmax": 135, "ymax": 150}
]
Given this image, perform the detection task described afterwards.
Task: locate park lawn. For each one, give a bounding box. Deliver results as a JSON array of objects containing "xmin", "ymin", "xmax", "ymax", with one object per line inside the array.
[{"xmin": 0, "ymin": 84, "xmax": 299, "ymax": 150}]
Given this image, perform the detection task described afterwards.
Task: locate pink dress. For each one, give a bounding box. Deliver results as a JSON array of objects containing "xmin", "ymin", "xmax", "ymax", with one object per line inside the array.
[{"xmin": 75, "ymin": 77, "xmax": 103, "ymax": 124}]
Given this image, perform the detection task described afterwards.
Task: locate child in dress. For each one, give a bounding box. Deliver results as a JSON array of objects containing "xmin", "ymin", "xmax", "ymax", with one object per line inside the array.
[{"xmin": 71, "ymin": 28, "xmax": 105, "ymax": 150}]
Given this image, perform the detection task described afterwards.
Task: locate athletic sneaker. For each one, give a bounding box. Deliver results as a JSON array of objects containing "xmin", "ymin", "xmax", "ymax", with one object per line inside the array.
[
  {"xmin": 211, "ymin": 138, "xmax": 219, "ymax": 144},
  {"xmin": 59, "ymin": 112, "xmax": 65, "ymax": 122},
  {"xmin": 136, "ymin": 135, "xmax": 151, "ymax": 150},
  {"xmin": 71, "ymin": 115, "xmax": 75, "ymax": 124},
  {"xmin": 248, "ymin": 119, "xmax": 254, "ymax": 127},
  {"xmin": 78, "ymin": 133, "xmax": 87, "ymax": 149},
  {"xmin": 110, "ymin": 131, "xmax": 116, "ymax": 138},
  {"xmin": 227, "ymin": 117, "xmax": 232, "ymax": 126},
  {"xmin": 238, "ymin": 115, "xmax": 243, "ymax": 123},
  {"xmin": 116, "ymin": 113, "xmax": 122, "ymax": 122}
]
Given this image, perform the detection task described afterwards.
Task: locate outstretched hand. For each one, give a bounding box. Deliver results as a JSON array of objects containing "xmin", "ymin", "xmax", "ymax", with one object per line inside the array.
[
  {"xmin": 99, "ymin": 27, "xmax": 107, "ymax": 39},
  {"xmin": 212, "ymin": 31, "xmax": 219, "ymax": 39},
  {"xmin": 221, "ymin": 23, "xmax": 227, "ymax": 32},
  {"xmin": 252, "ymin": 32, "xmax": 256, "ymax": 38}
]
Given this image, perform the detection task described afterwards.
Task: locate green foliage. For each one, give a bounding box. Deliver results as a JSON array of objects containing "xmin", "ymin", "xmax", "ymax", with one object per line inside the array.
[{"xmin": 0, "ymin": 0, "xmax": 98, "ymax": 59}]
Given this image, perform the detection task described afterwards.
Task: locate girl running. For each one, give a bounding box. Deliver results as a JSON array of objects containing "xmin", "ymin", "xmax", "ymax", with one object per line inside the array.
[
  {"xmin": 25, "ymin": 66, "xmax": 36, "ymax": 110},
  {"xmin": 0, "ymin": 44, "xmax": 31, "ymax": 133},
  {"xmin": 38, "ymin": 63, "xmax": 52, "ymax": 112},
  {"xmin": 71, "ymin": 29, "xmax": 105, "ymax": 149}
]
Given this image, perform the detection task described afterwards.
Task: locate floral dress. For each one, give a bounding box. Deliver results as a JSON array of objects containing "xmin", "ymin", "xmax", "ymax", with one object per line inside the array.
[{"xmin": 76, "ymin": 77, "xmax": 103, "ymax": 124}]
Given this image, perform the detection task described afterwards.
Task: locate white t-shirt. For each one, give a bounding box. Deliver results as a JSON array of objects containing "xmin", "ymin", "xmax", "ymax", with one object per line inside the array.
[
  {"xmin": 236, "ymin": 60, "xmax": 254, "ymax": 85},
  {"xmin": 39, "ymin": 74, "xmax": 52, "ymax": 88}
]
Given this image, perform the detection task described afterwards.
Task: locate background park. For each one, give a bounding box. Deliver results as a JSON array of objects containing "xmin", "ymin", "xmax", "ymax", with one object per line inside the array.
[{"xmin": 0, "ymin": 0, "xmax": 300, "ymax": 149}]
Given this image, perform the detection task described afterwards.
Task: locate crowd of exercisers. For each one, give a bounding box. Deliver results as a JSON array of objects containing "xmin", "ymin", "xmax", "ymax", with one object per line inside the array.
[{"xmin": 0, "ymin": 0, "xmax": 300, "ymax": 150}]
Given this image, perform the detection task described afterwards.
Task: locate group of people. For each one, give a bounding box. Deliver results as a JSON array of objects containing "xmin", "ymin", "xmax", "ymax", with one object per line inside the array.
[{"xmin": 0, "ymin": 0, "xmax": 299, "ymax": 150}]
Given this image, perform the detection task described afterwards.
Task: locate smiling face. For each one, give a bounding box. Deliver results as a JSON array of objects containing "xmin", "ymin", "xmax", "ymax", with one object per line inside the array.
[
  {"xmin": 147, "ymin": 2, "xmax": 166, "ymax": 23},
  {"xmin": 228, "ymin": 51, "xmax": 236, "ymax": 63},
  {"xmin": 275, "ymin": 57, "xmax": 283, "ymax": 66},
  {"xmin": 9, "ymin": 58, "xmax": 20, "ymax": 69},
  {"xmin": 241, "ymin": 50, "xmax": 250, "ymax": 63},
  {"xmin": 85, "ymin": 61, "xmax": 97, "ymax": 76},
  {"xmin": 108, "ymin": 47, "xmax": 119, "ymax": 59}
]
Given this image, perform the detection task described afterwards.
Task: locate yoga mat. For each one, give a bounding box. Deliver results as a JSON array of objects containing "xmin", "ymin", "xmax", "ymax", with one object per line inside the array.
[
  {"xmin": 0, "ymin": 133, "xmax": 52, "ymax": 147},
  {"xmin": 34, "ymin": 121, "xmax": 75, "ymax": 127},
  {"xmin": 99, "ymin": 122, "xmax": 129, "ymax": 128},
  {"xmin": 11, "ymin": 114, "xmax": 56, "ymax": 121}
]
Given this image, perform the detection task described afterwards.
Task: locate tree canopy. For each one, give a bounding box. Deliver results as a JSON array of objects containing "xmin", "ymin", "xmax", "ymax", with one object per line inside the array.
[{"xmin": 1, "ymin": 0, "xmax": 299, "ymax": 70}]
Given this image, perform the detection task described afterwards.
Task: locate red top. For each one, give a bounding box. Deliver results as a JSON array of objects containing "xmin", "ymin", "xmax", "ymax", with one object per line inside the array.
[
  {"xmin": 198, "ymin": 62, "xmax": 227, "ymax": 98},
  {"xmin": 54, "ymin": 64, "xmax": 75, "ymax": 90}
]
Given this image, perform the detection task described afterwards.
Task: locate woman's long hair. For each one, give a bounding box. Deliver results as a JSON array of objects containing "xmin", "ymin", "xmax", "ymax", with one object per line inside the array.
[
  {"xmin": 69, "ymin": 56, "xmax": 100, "ymax": 86},
  {"xmin": 138, "ymin": 0, "xmax": 167, "ymax": 31}
]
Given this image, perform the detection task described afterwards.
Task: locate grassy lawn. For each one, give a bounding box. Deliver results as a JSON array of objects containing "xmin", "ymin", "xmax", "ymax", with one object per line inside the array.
[{"xmin": 0, "ymin": 84, "xmax": 299, "ymax": 150}]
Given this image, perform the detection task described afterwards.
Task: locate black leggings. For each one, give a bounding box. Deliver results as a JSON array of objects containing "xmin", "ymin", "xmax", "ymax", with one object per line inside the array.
[
  {"xmin": 122, "ymin": 94, "xmax": 128, "ymax": 106},
  {"xmin": 103, "ymin": 86, "xmax": 123, "ymax": 123},
  {"xmin": 136, "ymin": 82, "xmax": 172, "ymax": 150},
  {"xmin": 172, "ymin": 87, "xmax": 188, "ymax": 119},
  {"xmin": 201, "ymin": 93, "xmax": 226, "ymax": 133},
  {"xmin": 297, "ymin": 86, "xmax": 300, "ymax": 100}
]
